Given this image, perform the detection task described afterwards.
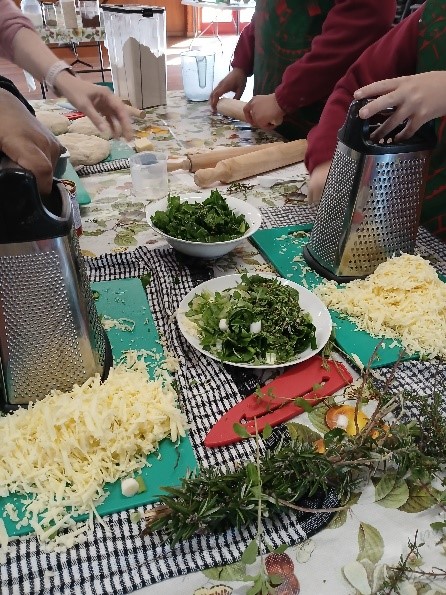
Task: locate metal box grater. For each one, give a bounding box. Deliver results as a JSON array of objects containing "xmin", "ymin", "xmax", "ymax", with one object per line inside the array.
[
  {"xmin": 0, "ymin": 161, "xmax": 112, "ymax": 411},
  {"xmin": 303, "ymin": 100, "xmax": 437, "ymax": 282}
]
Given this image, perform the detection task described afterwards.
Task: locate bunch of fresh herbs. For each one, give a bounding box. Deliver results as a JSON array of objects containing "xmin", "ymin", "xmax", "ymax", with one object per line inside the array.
[
  {"xmin": 143, "ymin": 438, "xmax": 349, "ymax": 544},
  {"xmin": 185, "ymin": 274, "xmax": 317, "ymax": 365},
  {"xmin": 143, "ymin": 375, "xmax": 446, "ymax": 545},
  {"xmin": 150, "ymin": 191, "xmax": 249, "ymax": 242}
]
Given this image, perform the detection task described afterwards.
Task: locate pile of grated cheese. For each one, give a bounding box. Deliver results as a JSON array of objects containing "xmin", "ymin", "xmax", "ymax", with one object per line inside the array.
[
  {"xmin": 0, "ymin": 355, "xmax": 187, "ymax": 552},
  {"xmin": 314, "ymin": 253, "xmax": 446, "ymax": 359}
]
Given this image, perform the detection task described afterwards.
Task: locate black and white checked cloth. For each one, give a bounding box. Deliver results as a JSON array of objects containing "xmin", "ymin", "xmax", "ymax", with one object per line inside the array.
[
  {"xmin": 76, "ymin": 159, "xmax": 130, "ymax": 178},
  {"xmin": 1, "ymin": 231, "xmax": 338, "ymax": 595},
  {"xmin": 3, "ymin": 205, "xmax": 445, "ymax": 594}
]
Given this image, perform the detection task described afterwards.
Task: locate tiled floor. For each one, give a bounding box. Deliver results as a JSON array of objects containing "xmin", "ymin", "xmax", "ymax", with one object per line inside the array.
[{"xmin": 0, "ymin": 33, "xmax": 253, "ymax": 102}]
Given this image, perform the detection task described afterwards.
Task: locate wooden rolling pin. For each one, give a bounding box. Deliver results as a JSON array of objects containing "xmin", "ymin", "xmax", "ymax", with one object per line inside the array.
[
  {"xmin": 216, "ymin": 98, "xmax": 282, "ymax": 126},
  {"xmin": 194, "ymin": 139, "xmax": 307, "ymax": 188},
  {"xmin": 122, "ymin": 101, "xmax": 146, "ymax": 119},
  {"xmin": 167, "ymin": 143, "xmax": 283, "ymax": 172},
  {"xmin": 216, "ymin": 98, "xmax": 248, "ymax": 122}
]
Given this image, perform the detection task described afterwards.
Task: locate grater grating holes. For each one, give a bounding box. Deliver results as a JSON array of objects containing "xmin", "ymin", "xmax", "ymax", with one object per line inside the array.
[
  {"xmin": 0, "ymin": 253, "xmax": 86, "ymax": 403},
  {"xmin": 340, "ymin": 154, "xmax": 428, "ymax": 275},
  {"xmin": 70, "ymin": 229, "xmax": 107, "ymax": 365},
  {"xmin": 309, "ymin": 147, "xmax": 358, "ymax": 266}
]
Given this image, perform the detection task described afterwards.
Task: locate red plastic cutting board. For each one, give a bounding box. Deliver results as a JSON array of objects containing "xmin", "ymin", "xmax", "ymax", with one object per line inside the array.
[{"xmin": 205, "ymin": 356, "xmax": 352, "ymax": 447}]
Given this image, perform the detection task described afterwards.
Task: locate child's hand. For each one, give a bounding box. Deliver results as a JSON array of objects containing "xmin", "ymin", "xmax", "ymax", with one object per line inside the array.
[
  {"xmin": 307, "ymin": 161, "xmax": 331, "ymax": 204},
  {"xmin": 243, "ymin": 93, "xmax": 285, "ymax": 129},
  {"xmin": 354, "ymin": 72, "xmax": 446, "ymax": 141},
  {"xmin": 209, "ymin": 68, "xmax": 247, "ymax": 111}
]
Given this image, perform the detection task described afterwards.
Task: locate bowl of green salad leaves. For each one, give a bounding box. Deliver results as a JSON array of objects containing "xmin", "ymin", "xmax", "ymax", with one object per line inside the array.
[
  {"xmin": 146, "ymin": 190, "xmax": 262, "ymax": 258},
  {"xmin": 177, "ymin": 273, "xmax": 332, "ymax": 368}
]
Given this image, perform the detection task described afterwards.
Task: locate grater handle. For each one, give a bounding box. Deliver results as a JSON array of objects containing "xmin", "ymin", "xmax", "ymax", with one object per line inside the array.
[
  {"xmin": 339, "ymin": 99, "xmax": 437, "ymax": 154},
  {"xmin": 0, "ymin": 155, "xmax": 71, "ymax": 244}
]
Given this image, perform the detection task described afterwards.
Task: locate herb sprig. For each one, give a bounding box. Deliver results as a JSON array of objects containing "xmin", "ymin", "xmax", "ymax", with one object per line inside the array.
[
  {"xmin": 150, "ymin": 191, "xmax": 249, "ymax": 243},
  {"xmin": 143, "ymin": 372, "xmax": 446, "ymax": 546}
]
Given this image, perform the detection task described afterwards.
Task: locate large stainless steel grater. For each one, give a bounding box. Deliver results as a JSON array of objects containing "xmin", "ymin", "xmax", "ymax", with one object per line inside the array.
[
  {"xmin": 0, "ymin": 160, "xmax": 112, "ymax": 411},
  {"xmin": 303, "ymin": 100, "xmax": 437, "ymax": 282}
]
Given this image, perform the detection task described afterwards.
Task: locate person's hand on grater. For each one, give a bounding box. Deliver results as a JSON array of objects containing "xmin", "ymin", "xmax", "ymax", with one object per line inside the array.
[
  {"xmin": 354, "ymin": 72, "xmax": 446, "ymax": 141},
  {"xmin": 0, "ymin": 87, "xmax": 63, "ymax": 195},
  {"xmin": 306, "ymin": 160, "xmax": 330, "ymax": 205}
]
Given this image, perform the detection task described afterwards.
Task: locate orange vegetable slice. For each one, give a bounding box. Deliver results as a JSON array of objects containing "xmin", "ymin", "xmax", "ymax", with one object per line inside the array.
[{"xmin": 325, "ymin": 405, "xmax": 369, "ymax": 436}]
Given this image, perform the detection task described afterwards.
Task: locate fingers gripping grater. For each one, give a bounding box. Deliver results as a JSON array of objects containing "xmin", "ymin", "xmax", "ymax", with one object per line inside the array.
[
  {"xmin": 303, "ymin": 100, "xmax": 437, "ymax": 282},
  {"xmin": 0, "ymin": 160, "xmax": 112, "ymax": 412}
]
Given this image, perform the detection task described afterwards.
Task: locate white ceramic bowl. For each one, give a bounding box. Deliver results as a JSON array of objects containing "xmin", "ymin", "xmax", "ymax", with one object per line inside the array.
[
  {"xmin": 145, "ymin": 195, "xmax": 262, "ymax": 259},
  {"xmin": 177, "ymin": 273, "xmax": 332, "ymax": 369}
]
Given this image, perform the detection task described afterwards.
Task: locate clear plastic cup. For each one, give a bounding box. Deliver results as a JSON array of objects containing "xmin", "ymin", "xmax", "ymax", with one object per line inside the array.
[{"xmin": 129, "ymin": 152, "xmax": 169, "ymax": 202}]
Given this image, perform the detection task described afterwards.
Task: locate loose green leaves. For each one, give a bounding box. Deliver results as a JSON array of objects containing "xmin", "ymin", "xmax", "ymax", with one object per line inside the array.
[
  {"xmin": 150, "ymin": 191, "xmax": 249, "ymax": 242},
  {"xmin": 233, "ymin": 423, "xmax": 251, "ymax": 439},
  {"xmin": 262, "ymin": 424, "xmax": 273, "ymax": 440},
  {"xmin": 241, "ymin": 539, "xmax": 259, "ymax": 565}
]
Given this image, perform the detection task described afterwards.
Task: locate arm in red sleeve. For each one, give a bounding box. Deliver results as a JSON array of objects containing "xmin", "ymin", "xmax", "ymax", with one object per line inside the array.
[
  {"xmin": 0, "ymin": 0, "xmax": 36, "ymax": 62},
  {"xmin": 275, "ymin": 0, "xmax": 397, "ymax": 114},
  {"xmin": 305, "ymin": 6, "xmax": 422, "ymax": 174},
  {"xmin": 231, "ymin": 16, "xmax": 255, "ymax": 77}
]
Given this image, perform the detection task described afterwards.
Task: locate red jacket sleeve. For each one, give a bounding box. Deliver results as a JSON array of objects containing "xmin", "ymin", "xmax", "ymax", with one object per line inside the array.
[
  {"xmin": 305, "ymin": 6, "xmax": 422, "ymax": 174},
  {"xmin": 275, "ymin": 0, "xmax": 397, "ymax": 114},
  {"xmin": 231, "ymin": 15, "xmax": 256, "ymax": 77}
]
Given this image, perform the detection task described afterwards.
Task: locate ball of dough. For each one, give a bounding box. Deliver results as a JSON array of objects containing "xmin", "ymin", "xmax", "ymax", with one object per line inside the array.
[
  {"xmin": 68, "ymin": 117, "xmax": 112, "ymax": 140},
  {"xmin": 58, "ymin": 133, "xmax": 110, "ymax": 166},
  {"xmin": 35, "ymin": 111, "xmax": 70, "ymax": 135}
]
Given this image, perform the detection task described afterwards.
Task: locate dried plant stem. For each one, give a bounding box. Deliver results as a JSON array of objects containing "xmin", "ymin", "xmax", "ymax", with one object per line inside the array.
[{"xmin": 276, "ymin": 499, "xmax": 347, "ymax": 514}]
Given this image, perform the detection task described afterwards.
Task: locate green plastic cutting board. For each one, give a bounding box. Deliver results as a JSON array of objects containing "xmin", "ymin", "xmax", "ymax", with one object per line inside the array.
[
  {"xmin": 104, "ymin": 139, "xmax": 135, "ymax": 162},
  {"xmin": 63, "ymin": 161, "xmax": 91, "ymax": 205},
  {"xmin": 0, "ymin": 278, "xmax": 196, "ymax": 538},
  {"xmin": 63, "ymin": 139, "xmax": 134, "ymax": 206},
  {"xmin": 251, "ymin": 225, "xmax": 418, "ymax": 369}
]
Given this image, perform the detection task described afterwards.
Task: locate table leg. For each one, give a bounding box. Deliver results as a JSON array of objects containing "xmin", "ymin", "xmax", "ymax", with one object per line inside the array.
[
  {"xmin": 213, "ymin": 18, "xmax": 223, "ymax": 49},
  {"xmin": 97, "ymin": 41, "xmax": 105, "ymax": 82},
  {"xmin": 235, "ymin": 10, "xmax": 240, "ymax": 35},
  {"xmin": 193, "ymin": 4, "xmax": 198, "ymax": 36}
]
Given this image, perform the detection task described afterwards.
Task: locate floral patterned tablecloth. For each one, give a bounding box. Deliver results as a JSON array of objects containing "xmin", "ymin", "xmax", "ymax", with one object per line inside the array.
[
  {"xmin": 28, "ymin": 92, "xmax": 446, "ymax": 595},
  {"xmin": 31, "ymin": 91, "xmax": 308, "ymax": 261},
  {"xmin": 37, "ymin": 26, "xmax": 105, "ymax": 45}
]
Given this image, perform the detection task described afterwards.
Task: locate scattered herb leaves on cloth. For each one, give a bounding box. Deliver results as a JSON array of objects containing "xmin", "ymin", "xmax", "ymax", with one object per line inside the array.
[
  {"xmin": 185, "ymin": 274, "xmax": 317, "ymax": 365},
  {"xmin": 150, "ymin": 191, "xmax": 249, "ymax": 242}
]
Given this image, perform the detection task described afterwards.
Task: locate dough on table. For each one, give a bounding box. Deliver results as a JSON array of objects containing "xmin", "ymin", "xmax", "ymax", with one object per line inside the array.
[
  {"xmin": 35, "ymin": 111, "xmax": 70, "ymax": 135},
  {"xmin": 58, "ymin": 133, "xmax": 110, "ymax": 166},
  {"xmin": 68, "ymin": 117, "xmax": 112, "ymax": 140}
]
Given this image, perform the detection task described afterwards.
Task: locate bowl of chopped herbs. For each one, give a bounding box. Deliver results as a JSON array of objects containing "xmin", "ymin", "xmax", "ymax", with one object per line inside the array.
[
  {"xmin": 177, "ymin": 273, "xmax": 332, "ymax": 368},
  {"xmin": 146, "ymin": 191, "xmax": 262, "ymax": 258}
]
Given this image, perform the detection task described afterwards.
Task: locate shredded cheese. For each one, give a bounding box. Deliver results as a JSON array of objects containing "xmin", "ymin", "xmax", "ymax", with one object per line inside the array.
[
  {"xmin": 0, "ymin": 355, "xmax": 187, "ymax": 549},
  {"xmin": 315, "ymin": 254, "xmax": 446, "ymax": 359},
  {"xmin": 0, "ymin": 519, "xmax": 8, "ymax": 563},
  {"xmin": 101, "ymin": 316, "xmax": 135, "ymax": 332}
]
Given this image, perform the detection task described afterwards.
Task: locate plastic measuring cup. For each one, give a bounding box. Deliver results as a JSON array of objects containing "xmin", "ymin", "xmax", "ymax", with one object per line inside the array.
[{"xmin": 181, "ymin": 49, "xmax": 215, "ymax": 102}]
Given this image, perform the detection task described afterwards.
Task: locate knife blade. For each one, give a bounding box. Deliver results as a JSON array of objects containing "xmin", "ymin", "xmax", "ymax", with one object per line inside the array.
[{"xmin": 204, "ymin": 356, "xmax": 352, "ymax": 448}]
